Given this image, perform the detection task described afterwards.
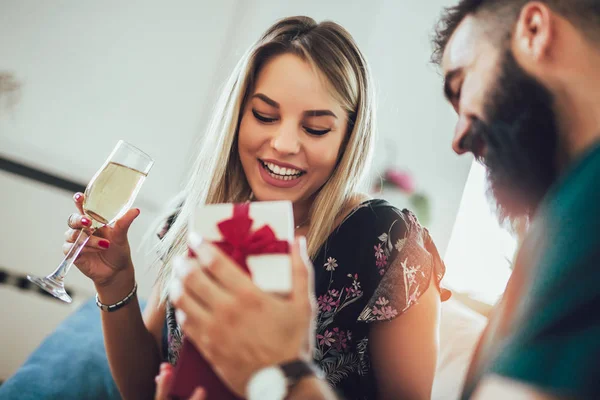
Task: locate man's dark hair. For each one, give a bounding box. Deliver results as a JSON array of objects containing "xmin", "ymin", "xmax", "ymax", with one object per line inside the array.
[{"xmin": 431, "ymin": 0, "xmax": 600, "ymax": 65}]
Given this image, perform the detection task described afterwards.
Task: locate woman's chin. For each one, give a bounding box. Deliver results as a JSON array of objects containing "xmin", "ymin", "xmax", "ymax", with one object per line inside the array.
[
  {"xmin": 252, "ymin": 191, "xmax": 296, "ymax": 203},
  {"xmin": 249, "ymin": 185, "xmax": 300, "ymax": 203}
]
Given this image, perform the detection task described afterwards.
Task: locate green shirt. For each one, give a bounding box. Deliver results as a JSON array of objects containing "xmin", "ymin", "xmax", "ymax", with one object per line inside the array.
[{"xmin": 462, "ymin": 142, "xmax": 600, "ymax": 399}]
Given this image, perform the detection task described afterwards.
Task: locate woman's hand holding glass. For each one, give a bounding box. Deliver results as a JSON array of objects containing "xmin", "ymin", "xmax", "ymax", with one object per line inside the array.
[
  {"xmin": 63, "ymin": 192, "xmax": 140, "ymax": 288},
  {"xmin": 27, "ymin": 140, "xmax": 153, "ymax": 303}
]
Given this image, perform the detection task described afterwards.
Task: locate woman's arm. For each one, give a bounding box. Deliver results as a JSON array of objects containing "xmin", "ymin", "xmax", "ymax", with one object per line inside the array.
[
  {"xmin": 98, "ymin": 276, "xmax": 166, "ymax": 400},
  {"xmin": 63, "ymin": 192, "xmax": 167, "ymax": 399},
  {"xmin": 369, "ymin": 275, "xmax": 441, "ymax": 400}
]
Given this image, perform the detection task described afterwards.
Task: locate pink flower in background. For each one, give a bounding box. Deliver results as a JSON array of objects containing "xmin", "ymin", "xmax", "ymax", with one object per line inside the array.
[{"xmin": 384, "ymin": 169, "xmax": 416, "ymax": 194}]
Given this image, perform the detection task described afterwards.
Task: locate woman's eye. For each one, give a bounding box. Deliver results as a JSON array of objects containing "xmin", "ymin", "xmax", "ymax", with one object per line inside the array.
[
  {"xmin": 304, "ymin": 127, "xmax": 331, "ymax": 136},
  {"xmin": 252, "ymin": 109, "xmax": 278, "ymax": 123}
]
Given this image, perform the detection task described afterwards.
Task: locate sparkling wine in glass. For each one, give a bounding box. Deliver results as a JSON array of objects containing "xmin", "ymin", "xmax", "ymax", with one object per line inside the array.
[{"xmin": 27, "ymin": 140, "xmax": 154, "ymax": 303}]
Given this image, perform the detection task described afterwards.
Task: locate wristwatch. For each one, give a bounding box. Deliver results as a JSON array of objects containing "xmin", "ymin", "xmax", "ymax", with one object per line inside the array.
[{"xmin": 246, "ymin": 360, "xmax": 320, "ymax": 400}]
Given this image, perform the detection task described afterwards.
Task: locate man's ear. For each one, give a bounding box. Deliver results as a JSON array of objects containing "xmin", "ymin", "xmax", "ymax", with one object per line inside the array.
[{"xmin": 512, "ymin": 2, "xmax": 554, "ymax": 62}]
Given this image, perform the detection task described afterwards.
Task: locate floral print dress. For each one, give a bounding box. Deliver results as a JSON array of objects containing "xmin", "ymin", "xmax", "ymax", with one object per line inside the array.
[{"xmin": 162, "ymin": 199, "xmax": 447, "ymax": 400}]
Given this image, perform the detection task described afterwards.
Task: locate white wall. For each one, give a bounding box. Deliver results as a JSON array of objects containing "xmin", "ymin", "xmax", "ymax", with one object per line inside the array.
[{"xmin": 0, "ymin": 0, "xmax": 469, "ymax": 379}]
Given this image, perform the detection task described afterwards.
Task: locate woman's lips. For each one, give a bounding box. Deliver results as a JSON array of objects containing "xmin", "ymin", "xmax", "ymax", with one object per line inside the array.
[{"xmin": 257, "ymin": 159, "xmax": 305, "ymax": 189}]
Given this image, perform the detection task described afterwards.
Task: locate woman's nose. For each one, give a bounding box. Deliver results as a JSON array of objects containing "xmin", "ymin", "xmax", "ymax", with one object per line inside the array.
[{"xmin": 271, "ymin": 123, "xmax": 300, "ymax": 155}]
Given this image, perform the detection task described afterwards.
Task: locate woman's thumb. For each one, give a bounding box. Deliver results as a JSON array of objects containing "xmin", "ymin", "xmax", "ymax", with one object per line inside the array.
[{"xmin": 113, "ymin": 208, "xmax": 141, "ymax": 240}]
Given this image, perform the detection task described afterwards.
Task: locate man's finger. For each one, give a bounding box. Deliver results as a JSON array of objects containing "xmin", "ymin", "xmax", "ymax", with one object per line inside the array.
[
  {"xmin": 189, "ymin": 233, "xmax": 254, "ymax": 294},
  {"xmin": 170, "ymin": 279, "xmax": 212, "ymax": 330},
  {"xmin": 179, "ymin": 258, "xmax": 234, "ymax": 311},
  {"xmin": 154, "ymin": 363, "xmax": 173, "ymax": 400},
  {"xmin": 190, "ymin": 387, "xmax": 207, "ymax": 400}
]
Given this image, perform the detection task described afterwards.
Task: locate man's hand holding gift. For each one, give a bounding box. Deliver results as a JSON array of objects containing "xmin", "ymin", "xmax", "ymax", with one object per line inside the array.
[{"xmin": 169, "ymin": 234, "xmax": 316, "ymax": 397}]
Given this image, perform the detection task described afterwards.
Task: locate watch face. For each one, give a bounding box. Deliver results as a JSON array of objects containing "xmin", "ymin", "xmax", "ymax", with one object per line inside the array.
[{"xmin": 247, "ymin": 366, "xmax": 287, "ymax": 400}]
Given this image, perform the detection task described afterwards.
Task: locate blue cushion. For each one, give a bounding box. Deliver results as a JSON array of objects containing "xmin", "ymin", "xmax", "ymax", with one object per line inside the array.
[{"xmin": 0, "ymin": 298, "xmax": 146, "ymax": 400}]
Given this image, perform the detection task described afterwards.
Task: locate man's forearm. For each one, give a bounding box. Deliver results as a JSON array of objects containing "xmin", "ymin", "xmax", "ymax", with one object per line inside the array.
[{"xmin": 288, "ymin": 376, "xmax": 341, "ymax": 400}]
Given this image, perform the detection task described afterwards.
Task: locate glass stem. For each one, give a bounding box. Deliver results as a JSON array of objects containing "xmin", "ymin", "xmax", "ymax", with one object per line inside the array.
[{"xmin": 47, "ymin": 228, "xmax": 92, "ymax": 285}]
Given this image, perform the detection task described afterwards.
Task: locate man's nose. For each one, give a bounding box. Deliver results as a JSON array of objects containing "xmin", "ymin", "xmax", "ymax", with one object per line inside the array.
[{"xmin": 452, "ymin": 114, "xmax": 471, "ymax": 155}]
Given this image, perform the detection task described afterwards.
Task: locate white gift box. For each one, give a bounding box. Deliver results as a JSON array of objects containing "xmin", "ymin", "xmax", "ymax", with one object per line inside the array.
[{"xmin": 189, "ymin": 201, "xmax": 294, "ymax": 294}]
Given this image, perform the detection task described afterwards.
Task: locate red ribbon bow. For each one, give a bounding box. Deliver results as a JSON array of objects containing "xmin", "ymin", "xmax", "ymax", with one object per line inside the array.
[{"xmin": 213, "ymin": 203, "xmax": 289, "ymax": 273}]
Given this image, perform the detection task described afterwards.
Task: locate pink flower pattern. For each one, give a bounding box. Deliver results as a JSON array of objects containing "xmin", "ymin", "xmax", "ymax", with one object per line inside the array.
[
  {"xmin": 374, "ymin": 235, "xmax": 390, "ymax": 275},
  {"xmin": 371, "ymin": 297, "xmax": 399, "ymax": 320},
  {"xmin": 345, "ymin": 274, "xmax": 363, "ymax": 298},
  {"xmin": 375, "ymin": 254, "xmax": 388, "ymax": 275},
  {"xmin": 317, "ymin": 330, "xmax": 336, "ymax": 347},
  {"xmin": 374, "ymin": 243, "xmax": 384, "ymax": 259},
  {"xmin": 331, "ymin": 327, "xmax": 351, "ymax": 351},
  {"xmin": 317, "ymin": 294, "xmax": 339, "ymax": 312}
]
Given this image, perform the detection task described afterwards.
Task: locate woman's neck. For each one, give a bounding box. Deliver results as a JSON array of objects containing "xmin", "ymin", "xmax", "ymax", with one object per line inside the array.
[{"xmin": 293, "ymin": 200, "xmax": 311, "ymax": 230}]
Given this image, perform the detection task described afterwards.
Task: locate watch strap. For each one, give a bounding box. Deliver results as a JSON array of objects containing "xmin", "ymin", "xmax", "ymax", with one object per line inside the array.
[{"xmin": 280, "ymin": 360, "xmax": 320, "ymax": 389}]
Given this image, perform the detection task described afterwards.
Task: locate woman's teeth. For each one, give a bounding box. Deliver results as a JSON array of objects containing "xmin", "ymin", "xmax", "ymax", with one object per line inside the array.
[{"xmin": 262, "ymin": 161, "xmax": 303, "ymax": 180}]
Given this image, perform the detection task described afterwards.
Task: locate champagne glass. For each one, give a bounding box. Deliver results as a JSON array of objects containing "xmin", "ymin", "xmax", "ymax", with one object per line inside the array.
[{"xmin": 27, "ymin": 140, "xmax": 154, "ymax": 303}]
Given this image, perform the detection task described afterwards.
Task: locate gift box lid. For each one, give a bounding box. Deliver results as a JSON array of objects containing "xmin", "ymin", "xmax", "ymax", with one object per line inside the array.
[
  {"xmin": 189, "ymin": 200, "xmax": 295, "ymax": 294},
  {"xmin": 190, "ymin": 201, "xmax": 294, "ymax": 242}
]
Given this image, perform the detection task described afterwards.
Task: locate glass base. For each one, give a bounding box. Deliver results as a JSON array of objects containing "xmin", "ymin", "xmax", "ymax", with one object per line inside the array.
[{"xmin": 27, "ymin": 275, "xmax": 73, "ymax": 303}]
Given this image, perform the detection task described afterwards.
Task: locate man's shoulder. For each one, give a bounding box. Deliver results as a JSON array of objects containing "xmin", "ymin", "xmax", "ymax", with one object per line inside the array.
[
  {"xmin": 544, "ymin": 142, "xmax": 600, "ymax": 223},
  {"xmin": 520, "ymin": 143, "xmax": 600, "ymax": 319},
  {"xmin": 532, "ymin": 143, "xmax": 600, "ymax": 280}
]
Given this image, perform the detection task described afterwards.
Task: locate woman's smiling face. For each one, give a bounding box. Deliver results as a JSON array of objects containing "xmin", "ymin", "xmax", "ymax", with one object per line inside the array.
[{"xmin": 237, "ymin": 53, "xmax": 348, "ymax": 211}]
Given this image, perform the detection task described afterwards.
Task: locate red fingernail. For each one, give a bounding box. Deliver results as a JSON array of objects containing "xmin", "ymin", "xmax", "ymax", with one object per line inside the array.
[
  {"xmin": 188, "ymin": 247, "xmax": 197, "ymax": 258},
  {"xmin": 99, "ymin": 240, "xmax": 110, "ymax": 249},
  {"xmin": 81, "ymin": 217, "xmax": 91, "ymax": 226},
  {"xmin": 74, "ymin": 193, "xmax": 82, "ymax": 202}
]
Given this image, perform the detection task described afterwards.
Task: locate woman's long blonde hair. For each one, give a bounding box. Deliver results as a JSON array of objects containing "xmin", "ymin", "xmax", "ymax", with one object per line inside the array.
[{"xmin": 155, "ymin": 16, "xmax": 376, "ymax": 297}]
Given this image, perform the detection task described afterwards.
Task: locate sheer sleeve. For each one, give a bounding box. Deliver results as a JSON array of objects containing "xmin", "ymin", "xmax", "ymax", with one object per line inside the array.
[{"xmin": 357, "ymin": 208, "xmax": 447, "ymax": 323}]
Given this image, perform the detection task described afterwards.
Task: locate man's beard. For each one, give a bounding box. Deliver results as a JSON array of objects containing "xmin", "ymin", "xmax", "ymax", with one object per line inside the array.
[{"xmin": 462, "ymin": 50, "xmax": 560, "ymax": 225}]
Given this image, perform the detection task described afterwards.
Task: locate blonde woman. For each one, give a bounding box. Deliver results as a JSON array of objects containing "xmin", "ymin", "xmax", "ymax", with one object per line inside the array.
[{"xmin": 63, "ymin": 16, "xmax": 447, "ymax": 400}]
